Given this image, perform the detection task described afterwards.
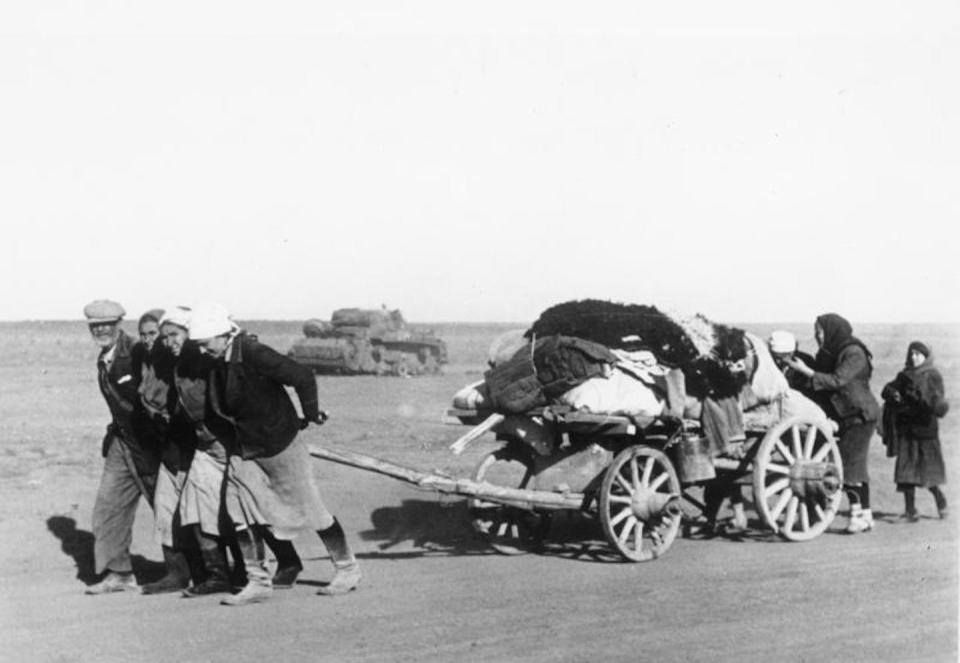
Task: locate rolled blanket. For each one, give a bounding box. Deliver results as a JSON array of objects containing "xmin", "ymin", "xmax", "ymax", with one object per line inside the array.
[{"xmin": 527, "ymin": 299, "xmax": 749, "ymax": 399}]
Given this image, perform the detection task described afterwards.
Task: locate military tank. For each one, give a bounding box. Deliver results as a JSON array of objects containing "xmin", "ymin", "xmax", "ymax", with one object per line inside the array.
[{"xmin": 288, "ymin": 307, "xmax": 448, "ymax": 376}]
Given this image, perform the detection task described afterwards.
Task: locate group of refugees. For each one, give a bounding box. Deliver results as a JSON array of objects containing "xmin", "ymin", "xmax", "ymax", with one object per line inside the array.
[
  {"xmin": 82, "ymin": 299, "xmax": 361, "ymax": 605},
  {"xmin": 766, "ymin": 314, "xmax": 949, "ymax": 533},
  {"xmin": 81, "ymin": 298, "xmax": 950, "ymax": 602}
]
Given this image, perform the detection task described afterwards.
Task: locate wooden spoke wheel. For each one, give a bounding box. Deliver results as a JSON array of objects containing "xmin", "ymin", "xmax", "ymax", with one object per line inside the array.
[
  {"xmin": 469, "ymin": 448, "xmax": 551, "ymax": 555},
  {"xmin": 600, "ymin": 446, "xmax": 682, "ymax": 562},
  {"xmin": 752, "ymin": 417, "xmax": 843, "ymax": 541}
]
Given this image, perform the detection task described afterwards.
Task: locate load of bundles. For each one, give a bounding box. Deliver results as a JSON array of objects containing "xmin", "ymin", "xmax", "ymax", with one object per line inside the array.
[{"xmin": 452, "ymin": 299, "xmax": 832, "ymax": 455}]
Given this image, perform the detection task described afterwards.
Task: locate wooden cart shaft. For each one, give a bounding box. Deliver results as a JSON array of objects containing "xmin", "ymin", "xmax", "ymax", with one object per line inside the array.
[{"xmin": 308, "ymin": 444, "xmax": 586, "ymax": 511}]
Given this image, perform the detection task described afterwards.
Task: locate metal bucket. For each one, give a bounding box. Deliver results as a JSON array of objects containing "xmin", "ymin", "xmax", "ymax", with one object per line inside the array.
[{"xmin": 675, "ymin": 434, "xmax": 716, "ymax": 483}]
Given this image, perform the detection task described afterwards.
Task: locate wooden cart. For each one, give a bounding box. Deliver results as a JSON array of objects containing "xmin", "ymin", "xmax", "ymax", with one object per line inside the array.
[{"xmin": 309, "ymin": 407, "xmax": 843, "ymax": 563}]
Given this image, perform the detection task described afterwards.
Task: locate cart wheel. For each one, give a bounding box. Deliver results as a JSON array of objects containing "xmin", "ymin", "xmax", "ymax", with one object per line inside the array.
[
  {"xmin": 752, "ymin": 417, "xmax": 843, "ymax": 541},
  {"xmin": 470, "ymin": 448, "xmax": 551, "ymax": 555},
  {"xmin": 600, "ymin": 446, "xmax": 682, "ymax": 562}
]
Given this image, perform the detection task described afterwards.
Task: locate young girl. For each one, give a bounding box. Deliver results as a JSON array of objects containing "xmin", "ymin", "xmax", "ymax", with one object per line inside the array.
[{"xmin": 881, "ymin": 341, "xmax": 950, "ymax": 520}]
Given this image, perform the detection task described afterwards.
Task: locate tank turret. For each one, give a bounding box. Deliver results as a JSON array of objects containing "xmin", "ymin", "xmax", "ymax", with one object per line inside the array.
[{"xmin": 288, "ymin": 307, "xmax": 448, "ymax": 376}]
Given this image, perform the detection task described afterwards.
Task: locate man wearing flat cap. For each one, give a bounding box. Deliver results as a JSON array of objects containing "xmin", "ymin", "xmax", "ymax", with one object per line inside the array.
[{"xmin": 83, "ymin": 299, "xmax": 160, "ymax": 594}]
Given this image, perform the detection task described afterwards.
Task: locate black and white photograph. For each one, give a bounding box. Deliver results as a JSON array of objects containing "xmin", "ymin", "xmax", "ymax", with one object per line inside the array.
[{"xmin": 0, "ymin": 2, "xmax": 956, "ymax": 661}]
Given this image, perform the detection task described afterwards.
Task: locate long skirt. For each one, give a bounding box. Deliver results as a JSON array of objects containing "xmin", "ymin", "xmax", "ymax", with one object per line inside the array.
[
  {"xmin": 253, "ymin": 437, "xmax": 336, "ymax": 540},
  {"xmin": 894, "ymin": 435, "xmax": 946, "ymax": 487},
  {"xmin": 838, "ymin": 420, "xmax": 875, "ymax": 485},
  {"xmin": 180, "ymin": 442, "xmax": 272, "ymax": 536}
]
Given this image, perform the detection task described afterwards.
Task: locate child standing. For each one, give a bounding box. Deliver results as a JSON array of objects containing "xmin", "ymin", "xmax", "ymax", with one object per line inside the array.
[{"xmin": 881, "ymin": 341, "xmax": 950, "ymax": 521}]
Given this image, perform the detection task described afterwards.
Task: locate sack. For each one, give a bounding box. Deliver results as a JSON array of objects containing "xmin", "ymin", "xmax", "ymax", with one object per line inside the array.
[
  {"xmin": 558, "ymin": 368, "xmax": 664, "ymax": 417},
  {"xmin": 483, "ymin": 335, "xmax": 616, "ymax": 415},
  {"xmin": 484, "ymin": 349, "xmax": 547, "ymax": 414},
  {"xmin": 533, "ymin": 336, "xmax": 616, "ymax": 398}
]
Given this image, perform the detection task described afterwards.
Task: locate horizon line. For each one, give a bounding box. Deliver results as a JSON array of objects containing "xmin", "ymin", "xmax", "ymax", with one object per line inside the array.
[{"xmin": 2, "ymin": 318, "xmax": 959, "ymax": 326}]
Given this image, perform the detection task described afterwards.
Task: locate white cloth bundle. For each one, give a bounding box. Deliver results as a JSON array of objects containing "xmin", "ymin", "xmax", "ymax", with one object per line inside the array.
[
  {"xmin": 744, "ymin": 331, "xmax": 790, "ymax": 404},
  {"xmin": 559, "ymin": 366, "xmax": 665, "ymax": 417}
]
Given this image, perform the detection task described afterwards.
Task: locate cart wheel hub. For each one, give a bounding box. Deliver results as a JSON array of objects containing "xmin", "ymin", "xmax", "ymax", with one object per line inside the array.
[
  {"xmin": 789, "ymin": 461, "xmax": 841, "ymax": 500},
  {"xmin": 631, "ymin": 489, "xmax": 681, "ymax": 521}
]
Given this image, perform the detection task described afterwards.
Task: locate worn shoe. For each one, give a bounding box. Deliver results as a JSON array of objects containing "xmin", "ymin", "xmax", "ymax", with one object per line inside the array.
[
  {"xmin": 316, "ymin": 564, "xmax": 361, "ymax": 596},
  {"xmin": 899, "ymin": 511, "xmax": 920, "ymax": 523},
  {"xmin": 272, "ymin": 564, "xmax": 303, "ymax": 589},
  {"xmin": 142, "ymin": 546, "xmax": 191, "ymax": 595},
  {"xmin": 220, "ymin": 582, "xmax": 272, "ymax": 606},
  {"xmin": 85, "ymin": 572, "xmax": 138, "ymax": 595},
  {"xmin": 845, "ymin": 509, "xmax": 874, "ymax": 534}
]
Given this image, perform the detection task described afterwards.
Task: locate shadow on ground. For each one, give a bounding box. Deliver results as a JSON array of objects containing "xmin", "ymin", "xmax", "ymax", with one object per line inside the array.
[
  {"xmin": 46, "ymin": 515, "xmax": 165, "ymax": 585},
  {"xmin": 355, "ymin": 498, "xmax": 757, "ymax": 563},
  {"xmin": 357, "ymin": 499, "xmax": 489, "ymax": 557}
]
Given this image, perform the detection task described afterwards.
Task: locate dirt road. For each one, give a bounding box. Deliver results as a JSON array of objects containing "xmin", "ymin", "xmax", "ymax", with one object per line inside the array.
[{"xmin": 0, "ymin": 322, "xmax": 956, "ymax": 662}]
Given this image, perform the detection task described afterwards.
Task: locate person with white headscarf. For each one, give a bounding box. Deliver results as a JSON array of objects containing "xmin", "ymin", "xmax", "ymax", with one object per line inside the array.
[
  {"xmin": 767, "ymin": 330, "xmax": 817, "ymax": 396},
  {"xmin": 190, "ymin": 303, "xmax": 361, "ymax": 606}
]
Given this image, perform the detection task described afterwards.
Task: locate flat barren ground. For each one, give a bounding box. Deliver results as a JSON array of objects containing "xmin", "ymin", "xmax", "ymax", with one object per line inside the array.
[{"xmin": 1, "ymin": 321, "xmax": 956, "ymax": 663}]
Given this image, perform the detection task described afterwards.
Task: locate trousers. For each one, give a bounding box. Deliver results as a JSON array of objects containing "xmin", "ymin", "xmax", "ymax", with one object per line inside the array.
[{"xmin": 91, "ymin": 435, "xmax": 156, "ymax": 574}]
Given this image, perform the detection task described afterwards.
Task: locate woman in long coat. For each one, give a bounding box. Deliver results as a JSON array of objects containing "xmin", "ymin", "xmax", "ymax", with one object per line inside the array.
[
  {"xmin": 784, "ymin": 313, "xmax": 880, "ymax": 533},
  {"xmin": 881, "ymin": 341, "xmax": 949, "ymax": 520}
]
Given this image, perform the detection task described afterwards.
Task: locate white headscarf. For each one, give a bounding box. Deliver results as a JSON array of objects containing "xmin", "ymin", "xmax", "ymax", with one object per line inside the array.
[
  {"xmin": 188, "ymin": 303, "xmax": 238, "ymax": 340},
  {"xmin": 159, "ymin": 305, "xmax": 192, "ymax": 331}
]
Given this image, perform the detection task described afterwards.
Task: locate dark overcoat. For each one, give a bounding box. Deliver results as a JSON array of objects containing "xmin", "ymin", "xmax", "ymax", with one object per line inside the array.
[
  {"xmin": 205, "ymin": 333, "xmax": 320, "ymax": 460},
  {"xmin": 810, "ymin": 343, "xmax": 880, "ymax": 428},
  {"xmin": 97, "ymin": 329, "xmax": 161, "ymax": 475},
  {"xmin": 882, "ymin": 359, "xmax": 948, "ymax": 486}
]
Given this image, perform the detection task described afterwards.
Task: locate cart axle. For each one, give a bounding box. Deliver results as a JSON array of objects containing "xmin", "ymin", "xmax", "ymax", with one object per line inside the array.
[{"xmin": 631, "ymin": 489, "xmax": 682, "ymax": 521}]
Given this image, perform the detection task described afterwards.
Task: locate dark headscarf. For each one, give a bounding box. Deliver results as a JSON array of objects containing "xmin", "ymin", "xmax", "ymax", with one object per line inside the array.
[
  {"xmin": 814, "ymin": 313, "xmax": 872, "ymax": 373},
  {"xmin": 905, "ymin": 341, "xmax": 934, "ymax": 371}
]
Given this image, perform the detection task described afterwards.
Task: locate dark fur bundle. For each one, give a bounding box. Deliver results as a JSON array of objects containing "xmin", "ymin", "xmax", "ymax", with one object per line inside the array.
[
  {"xmin": 527, "ymin": 300, "xmax": 699, "ymax": 365},
  {"xmin": 526, "ymin": 299, "xmax": 749, "ymax": 398}
]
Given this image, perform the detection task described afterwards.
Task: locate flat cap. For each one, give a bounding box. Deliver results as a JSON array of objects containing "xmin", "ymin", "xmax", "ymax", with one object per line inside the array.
[{"xmin": 83, "ymin": 299, "xmax": 126, "ymax": 324}]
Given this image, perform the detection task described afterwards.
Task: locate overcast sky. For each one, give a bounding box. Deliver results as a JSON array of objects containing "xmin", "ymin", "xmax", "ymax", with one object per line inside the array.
[{"xmin": 1, "ymin": 2, "xmax": 957, "ymax": 324}]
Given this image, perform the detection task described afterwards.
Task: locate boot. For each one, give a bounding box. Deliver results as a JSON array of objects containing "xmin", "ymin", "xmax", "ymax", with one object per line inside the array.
[
  {"xmin": 316, "ymin": 519, "xmax": 361, "ymax": 596},
  {"xmin": 931, "ymin": 487, "xmax": 948, "ymax": 519},
  {"xmin": 182, "ymin": 535, "xmax": 232, "ymax": 597},
  {"xmin": 901, "ymin": 487, "xmax": 919, "ymax": 522},
  {"xmin": 221, "ymin": 529, "xmax": 272, "ymax": 606},
  {"xmin": 142, "ymin": 546, "xmax": 191, "ymax": 595},
  {"xmin": 263, "ymin": 528, "xmax": 303, "ymax": 589}
]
